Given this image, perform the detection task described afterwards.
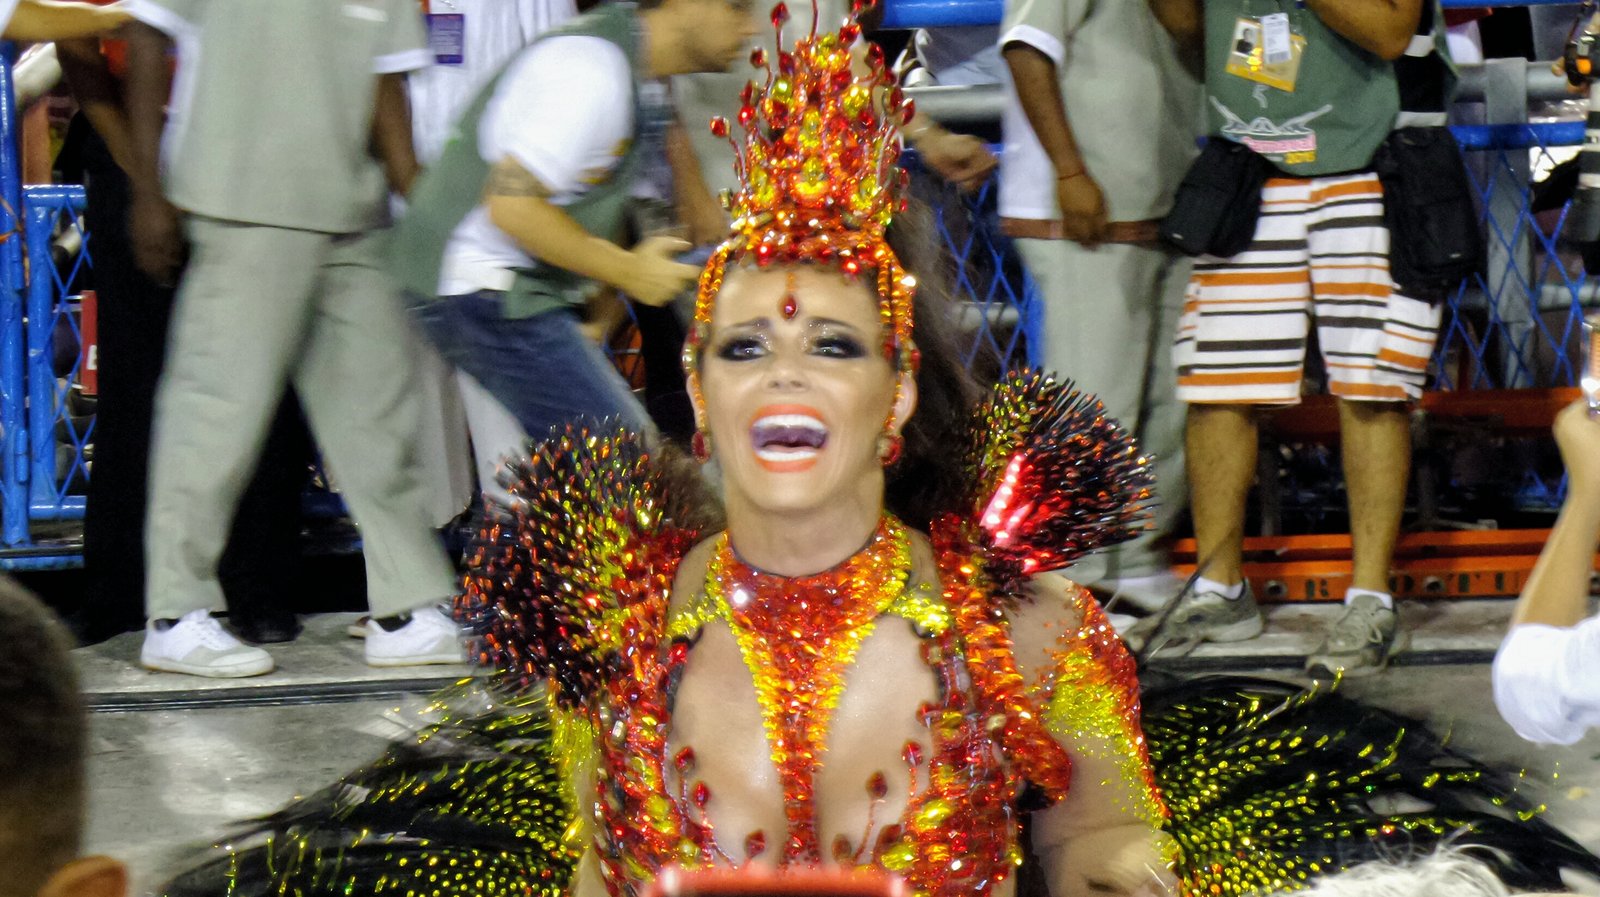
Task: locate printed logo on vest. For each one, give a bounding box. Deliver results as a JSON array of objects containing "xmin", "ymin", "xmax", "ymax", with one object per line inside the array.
[{"xmin": 1211, "ymin": 97, "xmax": 1333, "ymax": 166}]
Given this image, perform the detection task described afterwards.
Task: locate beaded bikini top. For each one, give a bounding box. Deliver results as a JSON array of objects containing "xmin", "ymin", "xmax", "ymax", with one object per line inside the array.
[{"xmin": 461, "ymin": 373, "xmax": 1164, "ymax": 897}]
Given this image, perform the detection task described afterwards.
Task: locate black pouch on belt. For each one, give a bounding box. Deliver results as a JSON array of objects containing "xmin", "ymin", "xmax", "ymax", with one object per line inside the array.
[
  {"xmin": 1160, "ymin": 137, "xmax": 1272, "ymax": 258},
  {"xmin": 1372, "ymin": 126, "xmax": 1483, "ymax": 302}
]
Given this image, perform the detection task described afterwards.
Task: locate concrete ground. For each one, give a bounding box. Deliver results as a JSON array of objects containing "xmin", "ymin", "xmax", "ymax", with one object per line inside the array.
[{"xmin": 78, "ymin": 603, "xmax": 1600, "ymax": 896}]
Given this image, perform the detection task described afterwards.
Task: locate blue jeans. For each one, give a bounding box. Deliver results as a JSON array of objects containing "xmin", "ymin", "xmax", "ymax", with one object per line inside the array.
[{"xmin": 413, "ymin": 290, "xmax": 650, "ymax": 441}]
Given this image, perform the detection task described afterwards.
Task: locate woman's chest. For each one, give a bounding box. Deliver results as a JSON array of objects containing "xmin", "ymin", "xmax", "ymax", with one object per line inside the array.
[{"xmin": 659, "ymin": 620, "xmax": 1006, "ymax": 865}]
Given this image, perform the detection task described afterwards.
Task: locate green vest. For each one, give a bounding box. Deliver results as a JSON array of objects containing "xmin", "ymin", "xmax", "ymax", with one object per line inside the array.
[
  {"xmin": 392, "ymin": 2, "xmax": 651, "ymax": 319},
  {"xmin": 1204, "ymin": 1, "xmax": 1399, "ymax": 177}
]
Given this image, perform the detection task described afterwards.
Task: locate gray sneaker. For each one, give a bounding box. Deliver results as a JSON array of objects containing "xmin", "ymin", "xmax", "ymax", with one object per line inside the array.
[
  {"xmin": 1305, "ymin": 594, "xmax": 1401, "ymax": 679},
  {"xmin": 1122, "ymin": 581, "xmax": 1265, "ymax": 657}
]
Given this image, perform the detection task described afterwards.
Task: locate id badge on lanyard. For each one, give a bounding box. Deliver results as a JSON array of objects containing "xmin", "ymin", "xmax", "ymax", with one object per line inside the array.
[
  {"xmin": 421, "ymin": 0, "xmax": 466, "ymax": 65},
  {"xmin": 1224, "ymin": 0, "xmax": 1306, "ymax": 92}
]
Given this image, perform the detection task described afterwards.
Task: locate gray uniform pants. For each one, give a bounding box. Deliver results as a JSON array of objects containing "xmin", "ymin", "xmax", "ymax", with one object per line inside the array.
[
  {"xmin": 145, "ymin": 217, "xmax": 457, "ymax": 620},
  {"xmin": 1017, "ymin": 238, "xmax": 1189, "ymax": 583}
]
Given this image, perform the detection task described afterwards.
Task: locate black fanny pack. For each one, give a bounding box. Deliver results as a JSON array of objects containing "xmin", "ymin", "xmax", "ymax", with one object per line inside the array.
[
  {"xmin": 1372, "ymin": 126, "xmax": 1482, "ymax": 301},
  {"xmin": 1161, "ymin": 138, "xmax": 1273, "ymax": 258}
]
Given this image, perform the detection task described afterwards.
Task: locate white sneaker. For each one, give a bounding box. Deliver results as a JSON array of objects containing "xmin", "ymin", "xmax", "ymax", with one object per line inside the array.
[
  {"xmin": 141, "ymin": 609, "xmax": 275, "ymax": 678},
  {"xmin": 364, "ymin": 606, "xmax": 466, "ymax": 667}
]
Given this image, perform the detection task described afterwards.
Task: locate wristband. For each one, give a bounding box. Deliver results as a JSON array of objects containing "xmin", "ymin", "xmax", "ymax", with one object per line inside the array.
[{"xmin": 1057, "ymin": 168, "xmax": 1086, "ymax": 181}]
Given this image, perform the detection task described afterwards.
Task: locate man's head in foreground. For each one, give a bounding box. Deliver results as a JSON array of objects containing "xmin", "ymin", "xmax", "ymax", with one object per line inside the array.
[{"xmin": 0, "ymin": 580, "xmax": 124, "ymax": 897}]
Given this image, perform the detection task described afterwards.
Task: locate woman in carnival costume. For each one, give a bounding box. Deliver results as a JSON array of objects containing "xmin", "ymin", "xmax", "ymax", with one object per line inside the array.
[{"xmin": 163, "ymin": 4, "xmax": 1600, "ymax": 896}]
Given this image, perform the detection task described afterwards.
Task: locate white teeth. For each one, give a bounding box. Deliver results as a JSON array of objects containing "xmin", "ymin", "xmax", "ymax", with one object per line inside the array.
[
  {"xmin": 756, "ymin": 447, "xmax": 820, "ymax": 461},
  {"xmin": 752, "ymin": 414, "xmax": 827, "ymax": 432}
]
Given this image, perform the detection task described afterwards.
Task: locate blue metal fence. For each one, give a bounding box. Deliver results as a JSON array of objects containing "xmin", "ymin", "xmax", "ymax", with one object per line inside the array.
[{"xmin": 0, "ymin": 45, "xmax": 25, "ymax": 554}]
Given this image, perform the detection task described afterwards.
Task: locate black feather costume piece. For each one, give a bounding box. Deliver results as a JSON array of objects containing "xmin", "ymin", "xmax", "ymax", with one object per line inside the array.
[{"xmin": 1144, "ymin": 675, "xmax": 1600, "ymax": 896}]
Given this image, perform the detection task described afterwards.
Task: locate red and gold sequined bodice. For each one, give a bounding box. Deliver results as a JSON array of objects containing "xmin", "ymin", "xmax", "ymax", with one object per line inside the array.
[{"xmin": 575, "ymin": 514, "xmax": 1158, "ymax": 897}]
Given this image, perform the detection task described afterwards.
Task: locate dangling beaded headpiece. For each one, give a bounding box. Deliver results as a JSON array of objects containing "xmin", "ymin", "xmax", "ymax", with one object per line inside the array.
[{"xmin": 684, "ymin": 0, "xmax": 919, "ymax": 375}]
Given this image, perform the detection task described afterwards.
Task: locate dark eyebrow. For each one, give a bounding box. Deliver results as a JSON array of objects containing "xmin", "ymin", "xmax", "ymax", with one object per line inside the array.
[{"xmin": 719, "ymin": 318, "xmax": 772, "ymax": 332}]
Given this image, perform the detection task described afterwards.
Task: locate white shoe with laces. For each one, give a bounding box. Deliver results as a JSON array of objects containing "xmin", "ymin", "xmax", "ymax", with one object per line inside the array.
[
  {"xmin": 364, "ymin": 606, "xmax": 466, "ymax": 667},
  {"xmin": 141, "ymin": 609, "xmax": 275, "ymax": 678}
]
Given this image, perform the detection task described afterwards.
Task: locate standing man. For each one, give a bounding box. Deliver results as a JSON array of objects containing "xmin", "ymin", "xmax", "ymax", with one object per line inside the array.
[
  {"xmin": 405, "ymin": 0, "xmax": 576, "ymax": 510},
  {"xmin": 394, "ymin": 0, "xmax": 759, "ymax": 443},
  {"xmin": 61, "ymin": 20, "xmax": 316, "ymax": 647},
  {"xmin": 1143, "ymin": 0, "xmax": 1432, "ymax": 677},
  {"xmin": 126, "ymin": 0, "xmax": 463, "ymax": 677},
  {"xmin": 1000, "ymin": 0, "xmax": 1199, "ymax": 609}
]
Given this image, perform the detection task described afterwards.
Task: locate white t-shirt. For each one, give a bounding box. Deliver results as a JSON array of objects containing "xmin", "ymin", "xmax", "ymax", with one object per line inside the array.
[
  {"xmin": 0, "ymin": 0, "xmax": 22, "ymax": 35},
  {"xmin": 1492, "ymin": 615, "xmax": 1600, "ymax": 745},
  {"xmin": 437, "ymin": 34, "xmax": 633, "ymax": 296},
  {"xmin": 408, "ymin": 0, "xmax": 577, "ymax": 164}
]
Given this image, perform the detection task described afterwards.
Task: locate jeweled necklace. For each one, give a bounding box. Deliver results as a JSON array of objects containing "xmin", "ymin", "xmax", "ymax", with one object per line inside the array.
[{"xmin": 703, "ymin": 514, "xmax": 913, "ymax": 865}]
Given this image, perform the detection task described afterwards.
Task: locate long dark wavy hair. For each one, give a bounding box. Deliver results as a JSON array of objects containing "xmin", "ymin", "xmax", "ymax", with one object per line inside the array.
[
  {"xmin": 881, "ymin": 200, "xmax": 987, "ymax": 530},
  {"xmin": 671, "ymin": 197, "xmax": 988, "ymax": 535}
]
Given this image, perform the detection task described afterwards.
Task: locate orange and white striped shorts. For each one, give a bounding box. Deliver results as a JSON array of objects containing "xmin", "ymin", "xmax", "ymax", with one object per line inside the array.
[{"xmin": 1173, "ymin": 173, "xmax": 1441, "ymax": 405}]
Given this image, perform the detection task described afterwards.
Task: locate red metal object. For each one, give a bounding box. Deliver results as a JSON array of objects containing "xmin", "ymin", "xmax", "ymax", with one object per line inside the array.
[
  {"xmin": 1170, "ymin": 529, "xmax": 1597, "ymax": 601},
  {"xmin": 1266, "ymin": 388, "xmax": 1580, "ymax": 443},
  {"xmin": 78, "ymin": 289, "xmax": 97, "ymax": 396}
]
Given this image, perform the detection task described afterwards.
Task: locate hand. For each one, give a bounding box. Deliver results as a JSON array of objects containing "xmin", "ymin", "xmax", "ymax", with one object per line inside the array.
[
  {"xmin": 1555, "ymin": 399, "xmax": 1600, "ymax": 492},
  {"xmin": 1056, "ymin": 171, "xmax": 1108, "ymax": 247},
  {"xmin": 128, "ymin": 188, "xmax": 185, "ymax": 286},
  {"xmin": 1052, "ymin": 825, "xmax": 1176, "ymax": 897},
  {"xmin": 620, "ymin": 235, "xmax": 698, "ymax": 307},
  {"xmin": 916, "ymin": 131, "xmax": 998, "ymax": 193}
]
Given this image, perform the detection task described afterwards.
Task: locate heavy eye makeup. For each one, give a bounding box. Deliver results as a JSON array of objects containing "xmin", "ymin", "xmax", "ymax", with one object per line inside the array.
[
  {"xmin": 808, "ymin": 328, "xmax": 868, "ymax": 359},
  {"xmin": 710, "ymin": 320, "xmax": 871, "ymax": 362}
]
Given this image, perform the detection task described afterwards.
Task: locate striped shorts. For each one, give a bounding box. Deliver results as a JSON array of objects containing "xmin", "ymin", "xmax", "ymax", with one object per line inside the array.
[{"xmin": 1173, "ymin": 173, "xmax": 1441, "ymax": 405}]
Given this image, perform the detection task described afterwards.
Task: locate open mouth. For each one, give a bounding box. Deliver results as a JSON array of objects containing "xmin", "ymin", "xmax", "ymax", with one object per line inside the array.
[{"xmin": 749, "ymin": 407, "xmax": 828, "ymax": 469}]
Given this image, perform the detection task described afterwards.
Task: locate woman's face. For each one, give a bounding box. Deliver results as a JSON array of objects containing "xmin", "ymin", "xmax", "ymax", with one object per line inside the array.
[{"xmin": 695, "ymin": 264, "xmax": 915, "ymax": 517}]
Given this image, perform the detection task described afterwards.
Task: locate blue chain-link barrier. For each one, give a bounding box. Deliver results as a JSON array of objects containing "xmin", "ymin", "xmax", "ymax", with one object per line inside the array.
[{"xmin": 1441, "ymin": 124, "xmax": 1590, "ymax": 393}]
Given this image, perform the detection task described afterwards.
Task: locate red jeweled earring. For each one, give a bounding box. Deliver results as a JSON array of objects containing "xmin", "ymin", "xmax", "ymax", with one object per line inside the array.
[
  {"xmin": 692, "ymin": 430, "xmax": 713, "ymax": 463},
  {"xmin": 878, "ymin": 434, "xmax": 904, "ymax": 466}
]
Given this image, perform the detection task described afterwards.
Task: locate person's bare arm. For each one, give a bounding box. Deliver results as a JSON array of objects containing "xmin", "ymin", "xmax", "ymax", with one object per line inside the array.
[
  {"xmin": 665, "ymin": 119, "xmax": 725, "ymax": 245},
  {"xmin": 1512, "ymin": 401, "xmax": 1600, "ymax": 629},
  {"xmin": 3, "ymin": 0, "xmax": 128, "ymax": 41},
  {"xmin": 483, "ymin": 157, "xmax": 697, "ymax": 306},
  {"xmin": 1002, "ymin": 42, "xmax": 1106, "ymax": 246},
  {"xmin": 903, "ymin": 115, "xmax": 998, "ymax": 194},
  {"xmin": 1012, "ymin": 576, "xmax": 1175, "ymax": 897},
  {"xmin": 1305, "ymin": 0, "xmax": 1424, "ymax": 61},
  {"xmin": 371, "ymin": 72, "xmax": 421, "ymax": 197},
  {"xmin": 124, "ymin": 19, "xmax": 183, "ymax": 283},
  {"xmin": 57, "ymin": 36, "xmax": 135, "ymax": 173},
  {"xmin": 1146, "ymin": 0, "xmax": 1202, "ymax": 76}
]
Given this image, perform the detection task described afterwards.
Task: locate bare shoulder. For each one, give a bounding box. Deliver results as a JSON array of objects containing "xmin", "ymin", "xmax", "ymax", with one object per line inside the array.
[
  {"xmin": 1008, "ymin": 572, "xmax": 1092, "ymax": 687},
  {"xmin": 668, "ymin": 534, "xmax": 721, "ymax": 614}
]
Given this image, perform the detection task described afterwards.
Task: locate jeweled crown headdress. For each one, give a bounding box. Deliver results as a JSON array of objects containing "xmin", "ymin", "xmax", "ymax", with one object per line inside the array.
[{"xmin": 685, "ymin": 0, "xmax": 919, "ymax": 374}]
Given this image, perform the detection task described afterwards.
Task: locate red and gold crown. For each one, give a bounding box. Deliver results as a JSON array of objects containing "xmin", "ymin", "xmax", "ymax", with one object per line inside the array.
[{"xmin": 685, "ymin": 0, "xmax": 918, "ymax": 375}]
